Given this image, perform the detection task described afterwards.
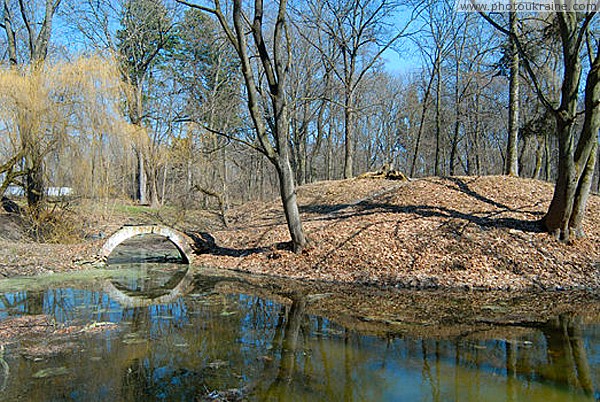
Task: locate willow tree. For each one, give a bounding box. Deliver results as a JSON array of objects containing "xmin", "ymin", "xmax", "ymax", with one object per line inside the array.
[
  {"xmin": 0, "ymin": 57, "xmax": 130, "ymax": 205},
  {"xmin": 479, "ymin": 8, "xmax": 599, "ymax": 241},
  {"xmin": 1, "ymin": 0, "xmax": 61, "ymax": 213},
  {"xmin": 177, "ymin": 0, "xmax": 306, "ymax": 252}
]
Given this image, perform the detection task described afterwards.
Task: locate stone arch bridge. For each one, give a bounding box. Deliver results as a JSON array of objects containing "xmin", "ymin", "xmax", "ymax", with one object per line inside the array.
[{"xmin": 99, "ymin": 224, "xmax": 194, "ymax": 264}]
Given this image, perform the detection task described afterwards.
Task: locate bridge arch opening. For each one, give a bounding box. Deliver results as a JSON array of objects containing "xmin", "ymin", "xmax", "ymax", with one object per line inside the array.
[{"xmin": 100, "ymin": 225, "xmax": 193, "ymax": 264}]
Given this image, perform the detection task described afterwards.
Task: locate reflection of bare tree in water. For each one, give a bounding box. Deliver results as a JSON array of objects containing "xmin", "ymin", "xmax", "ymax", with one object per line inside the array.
[
  {"xmin": 129, "ymin": 306, "xmax": 151, "ymax": 333},
  {"xmin": 25, "ymin": 290, "xmax": 44, "ymax": 315},
  {"xmin": 542, "ymin": 314, "xmax": 594, "ymax": 397},
  {"xmin": 0, "ymin": 345, "xmax": 8, "ymax": 393},
  {"xmin": 343, "ymin": 328, "xmax": 356, "ymax": 401},
  {"xmin": 118, "ymin": 305, "xmax": 173, "ymax": 398},
  {"xmin": 421, "ymin": 340, "xmax": 441, "ymax": 402},
  {"xmin": 265, "ymin": 294, "xmax": 307, "ymax": 399},
  {"xmin": 121, "ymin": 357, "xmax": 153, "ymax": 400},
  {"xmin": 505, "ymin": 339, "xmax": 518, "ymax": 402}
]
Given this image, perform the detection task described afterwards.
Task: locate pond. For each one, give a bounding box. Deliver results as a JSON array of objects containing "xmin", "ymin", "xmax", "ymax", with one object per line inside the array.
[{"xmin": 1, "ymin": 262, "xmax": 600, "ymax": 401}]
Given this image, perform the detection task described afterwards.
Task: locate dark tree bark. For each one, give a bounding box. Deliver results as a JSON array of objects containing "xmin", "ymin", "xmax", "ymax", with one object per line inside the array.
[
  {"xmin": 343, "ymin": 89, "xmax": 355, "ymax": 179},
  {"xmin": 410, "ymin": 70, "xmax": 435, "ymax": 177},
  {"xmin": 273, "ymin": 295, "xmax": 306, "ymax": 385},
  {"xmin": 136, "ymin": 148, "xmax": 148, "ymax": 204},
  {"xmin": 2, "ymin": 0, "xmax": 17, "ymax": 65},
  {"xmin": 434, "ymin": 62, "xmax": 442, "ymax": 177},
  {"xmin": 542, "ymin": 16, "xmax": 599, "ymax": 241},
  {"xmin": 505, "ymin": 6, "xmax": 519, "ymax": 177}
]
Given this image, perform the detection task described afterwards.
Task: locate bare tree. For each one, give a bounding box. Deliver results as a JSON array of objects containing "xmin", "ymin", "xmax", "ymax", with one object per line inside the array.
[
  {"xmin": 478, "ymin": 8, "xmax": 599, "ymax": 241},
  {"xmin": 505, "ymin": 3, "xmax": 519, "ymax": 176},
  {"xmin": 117, "ymin": 0, "xmax": 174, "ymax": 207},
  {"xmin": 297, "ymin": 0, "xmax": 416, "ymax": 178},
  {"xmin": 410, "ymin": 0, "xmax": 463, "ymax": 177},
  {"xmin": 177, "ymin": 0, "xmax": 307, "ymax": 252}
]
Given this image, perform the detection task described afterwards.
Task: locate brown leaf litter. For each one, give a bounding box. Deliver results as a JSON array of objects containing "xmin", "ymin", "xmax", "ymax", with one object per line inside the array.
[{"xmin": 194, "ymin": 176, "xmax": 600, "ymax": 291}]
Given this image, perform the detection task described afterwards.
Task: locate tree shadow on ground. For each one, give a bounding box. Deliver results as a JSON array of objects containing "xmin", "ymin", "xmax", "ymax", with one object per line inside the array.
[
  {"xmin": 354, "ymin": 202, "xmax": 545, "ymax": 233},
  {"xmin": 305, "ymin": 177, "xmax": 546, "ymax": 234},
  {"xmin": 187, "ymin": 230, "xmax": 294, "ymax": 257},
  {"xmin": 190, "ymin": 177, "xmax": 548, "ymax": 259},
  {"xmin": 299, "ymin": 203, "xmax": 354, "ymax": 215},
  {"xmin": 444, "ymin": 177, "xmax": 516, "ymax": 211}
]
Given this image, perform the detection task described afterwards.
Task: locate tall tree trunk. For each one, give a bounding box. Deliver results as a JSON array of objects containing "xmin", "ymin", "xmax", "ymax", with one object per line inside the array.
[
  {"xmin": 568, "ymin": 129, "xmax": 598, "ymax": 237},
  {"xmin": 533, "ymin": 134, "xmax": 544, "ymax": 180},
  {"xmin": 545, "ymin": 133, "xmax": 552, "ymax": 181},
  {"xmin": 136, "ymin": 148, "xmax": 147, "ymax": 204},
  {"xmin": 434, "ymin": 68, "xmax": 442, "ymax": 177},
  {"xmin": 296, "ymin": 128, "xmax": 307, "ymax": 186},
  {"xmin": 148, "ymin": 166, "xmax": 160, "ymax": 208},
  {"xmin": 505, "ymin": 7, "xmax": 520, "ymax": 176},
  {"xmin": 450, "ymin": 50, "xmax": 461, "ymax": 177},
  {"xmin": 543, "ymin": 116, "xmax": 576, "ymax": 239},
  {"xmin": 308, "ymin": 100, "xmax": 326, "ymax": 183},
  {"xmin": 595, "ymin": 144, "xmax": 600, "ymax": 193},
  {"xmin": 25, "ymin": 151, "xmax": 44, "ymax": 216},
  {"xmin": 274, "ymin": 99, "xmax": 306, "ymax": 253},
  {"xmin": 326, "ymin": 121, "xmax": 333, "ymax": 181},
  {"xmin": 19, "ymin": 108, "xmax": 45, "ymax": 215},
  {"xmin": 343, "ymin": 89, "xmax": 355, "ymax": 179},
  {"xmin": 161, "ymin": 162, "xmax": 168, "ymax": 205},
  {"xmin": 410, "ymin": 71, "xmax": 435, "ymax": 177}
]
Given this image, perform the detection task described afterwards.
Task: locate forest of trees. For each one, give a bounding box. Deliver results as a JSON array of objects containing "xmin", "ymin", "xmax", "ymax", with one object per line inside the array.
[{"xmin": 0, "ymin": 0, "xmax": 598, "ymax": 249}]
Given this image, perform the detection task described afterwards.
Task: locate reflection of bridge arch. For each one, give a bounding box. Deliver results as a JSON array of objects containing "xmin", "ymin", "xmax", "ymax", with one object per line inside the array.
[
  {"xmin": 103, "ymin": 268, "xmax": 195, "ymax": 308},
  {"xmin": 100, "ymin": 225, "xmax": 193, "ymax": 264}
]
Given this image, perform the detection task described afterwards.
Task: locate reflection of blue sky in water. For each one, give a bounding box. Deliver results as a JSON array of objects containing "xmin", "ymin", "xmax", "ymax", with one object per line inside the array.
[{"xmin": 0, "ymin": 265, "xmax": 599, "ymax": 401}]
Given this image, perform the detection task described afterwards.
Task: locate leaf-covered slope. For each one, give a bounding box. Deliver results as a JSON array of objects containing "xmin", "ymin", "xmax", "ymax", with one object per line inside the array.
[{"xmin": 198, "ymin": 176, "xmax": 600, "ymax": 290}]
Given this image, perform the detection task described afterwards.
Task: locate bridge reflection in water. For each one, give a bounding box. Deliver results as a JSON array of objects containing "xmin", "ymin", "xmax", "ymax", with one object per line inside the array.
[{"xmin": 102, "ymin": 266, "xmax": 195, "ymax": 309}]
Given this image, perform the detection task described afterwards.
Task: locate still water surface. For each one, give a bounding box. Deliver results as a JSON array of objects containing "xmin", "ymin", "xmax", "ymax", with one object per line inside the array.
[{"xmin": 0, "ymin": 263, "xmax": 599, "ymax": 401}]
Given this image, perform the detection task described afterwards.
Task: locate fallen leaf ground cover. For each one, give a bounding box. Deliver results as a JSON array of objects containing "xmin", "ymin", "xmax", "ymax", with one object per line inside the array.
[{"xmin": 195, "ymin": 176, "xmax": 600, "ymax": 290}]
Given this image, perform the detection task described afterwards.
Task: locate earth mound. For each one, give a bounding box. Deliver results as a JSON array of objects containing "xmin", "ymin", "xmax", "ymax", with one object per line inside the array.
[{"xmin": 197, "ymin": 176, "xmax": 600, "ymax": 291}]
